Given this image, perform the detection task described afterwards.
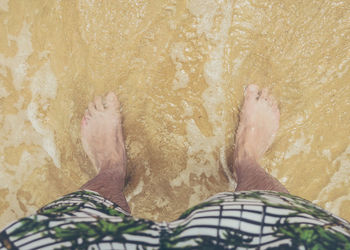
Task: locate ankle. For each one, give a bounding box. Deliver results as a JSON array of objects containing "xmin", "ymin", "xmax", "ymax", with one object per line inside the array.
[
  {"xmin": 233, "ymin": 149, "xmax": 259, "ymax": 177},
  {"xmin": 98, "ymin": 157, "xmax": 126, "ymax": 173},
  {"xmin": 234, "ymin": 148, "xmax": 257, "ymax": 166},
  {"xmin": 83, "ymin": 168, "xmax": 125, "ymax": 189},
  {"xmin": 81, "ymin": 167, "xmax": 129, "ymax": 211}
]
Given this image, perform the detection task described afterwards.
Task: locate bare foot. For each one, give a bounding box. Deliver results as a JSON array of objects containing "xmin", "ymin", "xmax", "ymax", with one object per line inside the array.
[
  {"xmin": 232, "ymin": 84, "xmax": 287, "ymax": 192},
  {"xmin": 234, "ymin": 84, "xmax": 280, "ymax": 164},
  {"xmin": 81, "ymin": 92, "xmax": 126, "ymax": 178}
]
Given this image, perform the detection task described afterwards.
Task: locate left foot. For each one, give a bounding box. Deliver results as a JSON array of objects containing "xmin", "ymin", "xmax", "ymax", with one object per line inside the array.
[{"xmin": 81, "ymin": 92, "xmax": 126, "ymax": 178}]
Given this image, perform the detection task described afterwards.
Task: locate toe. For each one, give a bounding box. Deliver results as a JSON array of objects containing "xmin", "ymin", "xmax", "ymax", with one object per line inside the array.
[
  {"xmin": 105, "ymin": 92, "xmax": 120, "ymax": 109},
  {"xmin": 88, "ymin": 102, "xmax": 97, "ymax": 115},
  {"xmin": 268, "ymin": 95, "xmax": 278, "ymax": 108},
  {"xmin": 260, "ymin": 88, "xmax": 269, "ymax": 100},
  {"xmin": 268, "ymin": 95, "xmax": 280, "ymax": 119},
  {"xmin": 81, "ymin": 109, "xmax": 90, "ymax": 126},
  {"xmin": 95, "ymin": 96, "xmax": 104, "ymax": 111},
  {"xmin": 246, "ymin": 84, "xmax": 259, "ymax": 92},
  {"xmin": 245, "ymin": 84, "xmax": 259, "ymax": 99},
  {"xmin": 274, "ymin": 101, "xmax": 280, "ymax": 117},
  {"xmin": 84, "ymin": 109, "xmax": 90, "ymax": 118}
]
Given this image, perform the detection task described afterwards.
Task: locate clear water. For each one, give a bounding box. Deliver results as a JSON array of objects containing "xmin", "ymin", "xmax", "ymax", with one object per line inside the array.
[{"xmin": 0, "ymin": 0, "xmax": 349, "ymax": 228}]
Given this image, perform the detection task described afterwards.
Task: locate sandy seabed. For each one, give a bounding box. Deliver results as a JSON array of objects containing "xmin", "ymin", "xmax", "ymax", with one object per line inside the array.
[{"xmin": 0, "ymin": 0, "xmax": 350, "ymax": 229}]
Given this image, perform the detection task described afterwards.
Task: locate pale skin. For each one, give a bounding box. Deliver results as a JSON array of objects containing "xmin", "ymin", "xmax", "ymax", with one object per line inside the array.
[
  {"xmin": 80, "ymin": 84, "xmax": 287, "ymax": 213},
  {"xmin": 233, "ymin": 84, "xmax": 288, "ymax": 193}
]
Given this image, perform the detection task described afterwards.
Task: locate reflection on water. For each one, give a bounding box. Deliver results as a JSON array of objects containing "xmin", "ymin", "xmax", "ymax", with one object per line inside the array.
[{"xmin": 0, "ymin": 0, "xmax": 350, "ymax": 228}]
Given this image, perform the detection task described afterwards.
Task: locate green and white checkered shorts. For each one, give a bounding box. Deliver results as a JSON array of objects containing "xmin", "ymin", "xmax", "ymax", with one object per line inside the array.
[{"xmin": 1, "ymin": 190, "xmax": 350, "ymax": 249}]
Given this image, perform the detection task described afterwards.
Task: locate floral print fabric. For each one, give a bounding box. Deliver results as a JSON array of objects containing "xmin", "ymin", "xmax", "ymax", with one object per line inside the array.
[{"xmin": 1, "ymin": 190, "xmax": 350, "ymax": 249}]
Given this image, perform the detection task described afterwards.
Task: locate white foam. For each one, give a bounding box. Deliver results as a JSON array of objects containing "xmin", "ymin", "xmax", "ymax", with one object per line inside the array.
[
  {"xmin": 170, "ymin": 42, "xmax": 190, "ymax": 90},
  {"xmin": 0, "ymin": 0, "xmax": 9, "ymax": 12},
  {"xmin": 187, "ymin": 0, "xmax": 218, "ymax": 38},
  {"xmin": 314, "ymin": 145, "xmax": 350, "ymax": 213},
  {"xmin": 284, "ymin": 133, "xmax": 313, "ymax": 159},
  {"xmin": 27, "ymin": 62, "xmax": 60, "ymax": 168},
  {"xmin": 170, "ymin": 119, "xmax": 220, "ymax": 187},
  {"xmin": 30, "ymin": 62, "xmax": 58, "ymax": 99},
  {"xmin": 0, "ymin": 84, "xmax": 9, "ymax": 98},
  {"xmin": 170, "ymin": 42, "xmax": 187, "ymax": 62},
  {"xmin": 171, "ymin": 0, "xmax": 237, "ymax": 190},
  {"xmin": 280, "ymin": 176, "xmax": 288, "ymax": 184},
  {"xmin": 171, "ymin": 0, "xmax": 235, "ymax": 191},
  {"xmin": 126, "ymin": 178, "xmax": 144, "ymax": 202},
  {"xmin": 173, "ymin": 68, "xmax": 189, "ymax": 90},
  {"xmin": 322, "ymin": 149, "xmax": 332, "ymax": 161},
  {"xmin": 0, "ymin": 148, "xmax": 48, "ymax": 224},
  {"xmin": 0, "ymin": 21, "xmax": 33, "ymax": 90},
  {"xmin": 0, "ymin": 22, "xmax": 61, "ymax": 193},
  {"xmin": 337, "ymin": 56, "xmax": 350, "ymax": 78},
  {"xmin": 182, "ymin": 100, "xmax": 193, "ymax": 117}
]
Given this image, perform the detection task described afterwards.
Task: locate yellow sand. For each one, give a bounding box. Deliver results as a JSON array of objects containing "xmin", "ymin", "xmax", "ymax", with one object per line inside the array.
[{"xmin": 0, "ymin": 0, "xmax": 349, "ymax": 229}]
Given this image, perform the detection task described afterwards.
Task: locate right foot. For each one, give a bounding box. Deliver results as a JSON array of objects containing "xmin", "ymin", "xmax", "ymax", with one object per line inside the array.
[
  {"xmin": 234, "ymin": 84, "xmax": 280, "ymax": 164},
  {"xmin": 232, "ymin": 85, "xmax": 288, "ymax": 193},
  {"xmin": 81, "ymin": 92, "xmax": 126, "ymax": 178}
]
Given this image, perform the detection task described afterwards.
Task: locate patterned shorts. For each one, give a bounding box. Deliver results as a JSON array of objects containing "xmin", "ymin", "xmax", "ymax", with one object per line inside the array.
[{"xmin": 1, "ymin": 190, "xmax": 350, "ymax": 249}]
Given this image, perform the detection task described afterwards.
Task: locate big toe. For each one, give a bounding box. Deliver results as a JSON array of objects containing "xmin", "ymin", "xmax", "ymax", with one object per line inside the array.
[
  {"xmin": 260, "ymin": 88, "xmax": 269, "ymax": 100},
  {"xmin": 94, "ymin": 96, "xmax": 104, "ymax": 111},
  {"xmin": 105, "ymin": 92, "xmax": 120, "ymax": 109},
  {"xmin": 245, "ymin": 84, "xmax": 259, "ymax": 99},
  {"xmin": 88, "ymin": 102, "xmax": 97, "ymax": 115}
]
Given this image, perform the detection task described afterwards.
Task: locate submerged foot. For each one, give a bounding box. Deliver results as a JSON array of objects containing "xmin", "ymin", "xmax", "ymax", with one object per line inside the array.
[
  {"xmin": 81, "ymin": 92, "xmax": 126, "ymax": 178},
  {"xmin": 234, "ymin": 84, "xmax": 280, "ymax": 164}
]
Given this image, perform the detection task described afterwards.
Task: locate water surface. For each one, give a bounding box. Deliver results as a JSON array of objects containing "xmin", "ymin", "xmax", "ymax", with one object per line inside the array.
[{"xmin": 0, "ymin": 0, "xmax": 350, "ymax": 228}]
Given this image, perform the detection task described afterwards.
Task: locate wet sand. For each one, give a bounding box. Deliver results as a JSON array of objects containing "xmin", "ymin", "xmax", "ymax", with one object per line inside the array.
[{"xmin": 0, "ymin": 0, "xmax": 350, "ymax": 229}]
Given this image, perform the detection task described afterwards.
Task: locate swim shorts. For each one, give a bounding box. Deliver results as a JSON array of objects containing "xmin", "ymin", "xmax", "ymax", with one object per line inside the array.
[{"xmin": 1, "ymin": 190, "xmax": 350, "ymax": 249}]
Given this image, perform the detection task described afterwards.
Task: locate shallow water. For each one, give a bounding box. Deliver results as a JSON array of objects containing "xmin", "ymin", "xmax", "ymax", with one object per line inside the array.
[{"xmin": 0, "ymin": 0, "xmax": 350, "ymax": 229}]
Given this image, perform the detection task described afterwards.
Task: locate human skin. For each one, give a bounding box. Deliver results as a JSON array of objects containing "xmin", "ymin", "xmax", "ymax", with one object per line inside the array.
[{"xmin": 79, "ymin": 84, "xmax": 287, "ymax": 215}]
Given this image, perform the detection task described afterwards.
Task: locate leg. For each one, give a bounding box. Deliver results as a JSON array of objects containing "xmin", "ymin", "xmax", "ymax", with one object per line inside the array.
[
  {"xmin": 233, "ymin": 84, "xmax": 288, "ymax": 193},
  {"xmin": 80, "ymin": 92, "xmax": 130, "ymax": 212}
]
